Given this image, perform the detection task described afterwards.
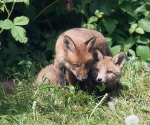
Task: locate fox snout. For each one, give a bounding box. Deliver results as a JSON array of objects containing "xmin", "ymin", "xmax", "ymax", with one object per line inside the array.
[
  {"xmin": 96, "ymin": 77, "xmax": 106, "ymax": 83},
  {"xmin": 76, "ymin": 74, "xmax": 88, "ymax": 81}
]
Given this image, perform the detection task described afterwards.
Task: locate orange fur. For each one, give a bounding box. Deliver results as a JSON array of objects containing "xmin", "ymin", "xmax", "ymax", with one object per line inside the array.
[
  {"xmin": 36, "ymin": 64, "xmax": 67, "ymax": 87},
  {"xmin": 54, "ymin": 28, "xmax": 112, "ymax": 86},
  {"xmin": 80, "ymin": 50, "xmax": 126, "ymax": 96}
]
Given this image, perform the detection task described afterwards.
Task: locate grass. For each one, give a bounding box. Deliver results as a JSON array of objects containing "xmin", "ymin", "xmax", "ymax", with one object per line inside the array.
[{"xmin": 0, "ymin": 57, "xmax": 150, "ymax": 125}]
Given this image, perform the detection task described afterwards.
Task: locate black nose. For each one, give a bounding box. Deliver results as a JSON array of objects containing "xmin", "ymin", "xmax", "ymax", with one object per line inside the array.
[
  {"xmin": 97, "ymin": 78, "xmax": 102, "ymax": 82},
  {"xmin": 82, "ymin": 78, "xmax": 87, "ymax": 81}
]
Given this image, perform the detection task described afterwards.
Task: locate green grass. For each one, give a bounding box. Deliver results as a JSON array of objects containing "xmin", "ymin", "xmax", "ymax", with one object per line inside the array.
[{"xmin": 0, "ymin": 57, "xmax": 150, "ymax": 125}]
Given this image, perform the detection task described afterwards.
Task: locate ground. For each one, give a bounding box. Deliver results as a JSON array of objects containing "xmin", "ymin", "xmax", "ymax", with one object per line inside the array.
[{"xmin": 0, "ymin": 57, "xmax": 150, "ymax": 125}]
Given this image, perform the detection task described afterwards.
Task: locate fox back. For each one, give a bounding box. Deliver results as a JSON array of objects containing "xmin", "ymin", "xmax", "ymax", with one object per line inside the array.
[{"xmin": 54, "ymin": 28, "xmax": 112, "ymax": 85}]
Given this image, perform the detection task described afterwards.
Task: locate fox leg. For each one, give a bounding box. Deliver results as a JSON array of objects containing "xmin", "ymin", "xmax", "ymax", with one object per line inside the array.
[{"xmin": 65, "ymin": 70, "xmax": 78, "ymax": 87}]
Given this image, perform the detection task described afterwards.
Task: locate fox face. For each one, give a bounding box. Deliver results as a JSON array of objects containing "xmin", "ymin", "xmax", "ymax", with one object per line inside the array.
[
  {"xmin": 63, "ymin": 35, "xmax": 96, "ymax": 81},
  {"xmin": 91, "ymin": 49, "xmax": 126, "ymax": 90},
  {"xmin": 54, "ymin": 28, "xmax": 113, "ymax": 86}
]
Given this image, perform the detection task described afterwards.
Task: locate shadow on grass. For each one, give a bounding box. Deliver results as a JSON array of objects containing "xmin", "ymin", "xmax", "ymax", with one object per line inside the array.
[{"xmin": 0, "ymin": 85, "xmax": 34, "ymax": 116}]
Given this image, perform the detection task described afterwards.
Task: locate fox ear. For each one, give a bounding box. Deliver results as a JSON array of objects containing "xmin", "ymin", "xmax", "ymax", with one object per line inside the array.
[
  {"xmin": 112, "ymin": 52, "xmax": 126, "ymax": 68},
  {"xmin": 93, "ymin": 49, "xmax": 103, "ymax": 62},
  {"xmin": 63, "ymin": 35, "xmax": 75, "ymax": 52},
  {"xmin": 85, "ymin": 36, "xmax": 97, "ymax": 53}
]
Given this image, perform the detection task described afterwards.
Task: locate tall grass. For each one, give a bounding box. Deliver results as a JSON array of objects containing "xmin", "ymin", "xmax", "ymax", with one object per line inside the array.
[{"xmin": 0, "ymin": 57, "xmax": 150, "ymax": 125}]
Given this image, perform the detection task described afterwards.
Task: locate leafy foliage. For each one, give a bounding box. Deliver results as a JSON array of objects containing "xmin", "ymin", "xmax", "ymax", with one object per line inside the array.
[
  {"xmin": 0, "ymin": 17, "xmax": 29, "ymax": 43},
  {"xmin": 82, "ymin": 0, "xmax": 150, "ymax": 61},
  {"xmin": 0, "ymin": 0, "xmax": 150, "ymax": 76}
]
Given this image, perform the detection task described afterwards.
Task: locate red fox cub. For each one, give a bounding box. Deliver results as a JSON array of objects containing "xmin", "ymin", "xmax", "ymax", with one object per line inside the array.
[
  {"xmin": 80, "ymin": 49, "xmax": 126, "ymax": 96},
  {"xmin": 36, "ymin": 64, "xmax": 67, "ymax": 88},
  {"xmin": 54, "ymin": 28, "xmax": 112, "ymax": 86}
]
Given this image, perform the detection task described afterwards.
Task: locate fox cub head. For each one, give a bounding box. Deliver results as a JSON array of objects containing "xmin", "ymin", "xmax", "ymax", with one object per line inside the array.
[
  {"xmin": 63, "ymin": 35, "xmax": 96, "ymax": 81},
  {"xmin": 91, "ymin": 49, "xmax": 126, "ymax": 87}
]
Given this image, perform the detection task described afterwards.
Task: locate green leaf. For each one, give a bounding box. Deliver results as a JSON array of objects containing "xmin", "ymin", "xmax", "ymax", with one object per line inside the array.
[
  {"xmin": 23, "ymin": 0, "xmax": 29, "ymax": 6},
  {"xmin": 131, "ymin": 23, "xmax": 137, "ymax": 29},
  {"xmin": 18, "ymin": 60, "xmax": 32, "ymax": 68},
  {"xmin": 135, "ymin": 4, "xmax": 147, "ymax": 13},
  {"xmin": 82, "ymin": 22, "xmax": 87, "ymax": 28},
  {"xmin": 3, "ymin": 0, "xmax": 14, "ymax": 3},
  {"xmin": 98, "ymin": 0, "xmax": 111, "ymax": 16},
  {"xmin": 90, "ymin": 0, "xmax": 112, "ymax": 16},
  {"xmin": 7, "ymin": 42, "xmax": 18, "ymax": 56},
  {"xmin": 0, "ymin": 3, "xmax": 4, "ymax": 12},
  {"xmin": 3, "ymin": 0, "xmax": 29, "ymax": 5},
  {"xmin": 0, "ymin": 19, "xmax": 14, "ymax": 29},
  {"xmin": 95, "ymin": 10, "xmax": 100, "ymax": 16},
  {"xmin": 120, "ymin": 2, "xmax": 135, "ymax": 16},
  {"xmin": 0, "ymin": 20, "xmax": 3, "ymax": 28},
  {"xmin": 112, "ymin": 34, "xmax": 125, "ymax": 43},
  {"xmin": 136, "ymin": 45, "xmax": 150, "ymax": 61},
  {"xmin": 11, "ymin": 26, "xmax": 28, "ymax": 43},
  {"xmin": 118, "ymin": 0, "xmax": 124, "ymax": 4},
  {"xmin": 135, "ymin": 27, "xmax": 145, "ymax": 34},
  {"xmin": 128, "ymin": 16, "xmax": 137, "ymax": 24},
  {"xmin": 87, "ymin": 23, "xmax": 97, "ymax": 30},
  {"xmin": 18, "ymin": 60, "xmax": 32, "ymax": 65},
  {"xmin": 110, "ymin": 45, "xmax": 121, "ymax": 56},
  {"xmin": 124, "ymin": 37, "xmax": 134, "ymax": 51},
  {"xmin": 88, "ymin": 16, "xmax": 98, "ymax": 24},
  {"xmin": 105, "ymin": 37, "xmax": 112, "ymax": 46},
  {"xmin": 129, "ymin": 28, "xmax": 134, "ymax": 34},
  {"xmin": 103, "ymin": 17, "xmax": 118, "ymax": 35},
  {"xmin": 13, "ymin": 16, "xmax": 29, "ymax": 26},
  {"xmin": 96, "ymin": 84, "xmax": 106, "ymax": 92},
  {"xmin": 143, "ymin": 11, "xmax": 150, "ymax": 16},
  {"xmin": 67, "ymin": 85, "xmax": 75, "ymax": 94},
  {"xmin": 138, "ymin": 19, "xmax": 150, "ymax": 32},
  {"xmin": 128, "ymin": 49, "xmax": 135, "ymax": 56},
  {"xmin": 39, "ymin": 84, "xmax": 54, "ymax": 89},
  {"xmin": 135, "ymin": 36, "xmax": 150, "ymax": 44}
]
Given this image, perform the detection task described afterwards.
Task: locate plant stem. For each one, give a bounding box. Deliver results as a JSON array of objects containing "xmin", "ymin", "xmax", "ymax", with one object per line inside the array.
[
  {"xmin": 26, "ymin": 0, "xmax": 59, "ymax": 28},
  {"xmin": 32, "ymin": 101, "xmax": 37, "ymax": 125},
  {"xmin": 0, "ymin": 0, "xmax": 15, "ymax": 34},
  {"xmin": 3, "ymin": 2, "xmax": 9, "ymax": 15},
  {"xmin": 87, "ymin": 93, "xmax": 108, "ymax": 125},
  {"xmin": 8, "ymin": 0, "xmax": 15, "ymax": 19}
]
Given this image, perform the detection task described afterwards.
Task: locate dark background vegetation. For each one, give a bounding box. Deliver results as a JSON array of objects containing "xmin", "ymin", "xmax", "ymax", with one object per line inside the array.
[{"xmin": 0, "ymin": 0, "xmax": 150, "ymax": 80}]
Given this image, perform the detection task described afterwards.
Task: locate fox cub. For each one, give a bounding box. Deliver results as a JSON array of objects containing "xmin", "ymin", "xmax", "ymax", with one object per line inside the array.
[
  {"xmin": 36, "ymin": 64, "xmax": 67, "ymax": 87},
  {"xmin": 54, "ymin": 28, "xmax": 112, "ymax": 86},
  {"xmin": 80, "ymin": 49, "xmax": 126, "ymax": 96}
]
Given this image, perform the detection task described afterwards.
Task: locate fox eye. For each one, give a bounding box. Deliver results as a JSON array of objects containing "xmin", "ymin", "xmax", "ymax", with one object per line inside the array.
[
  {"xmin": 73, "ymin": 64, "xmax": 79, "ymax": 68},
  {"xmin": 86, "ymin": 63, "xmax": 91, "ymax": 68},
  {"xmin": 107, "ymin": 70, "xmax": 112, "ymax": 74},
  {"xmin": 95, "ymin": 68, "xmax": 100, "ymax": 72}
]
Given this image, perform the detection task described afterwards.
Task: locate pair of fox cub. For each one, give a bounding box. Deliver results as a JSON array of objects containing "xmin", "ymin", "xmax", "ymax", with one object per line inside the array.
[{"xmin": 37, "ymin": 28, "xmax": 126, "ymax": 96}]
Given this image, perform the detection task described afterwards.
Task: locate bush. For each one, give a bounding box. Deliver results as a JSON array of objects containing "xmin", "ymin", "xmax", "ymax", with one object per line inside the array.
[{"xmin": 0, "ymin": 0, "xmax": 150, "ymax": 77}]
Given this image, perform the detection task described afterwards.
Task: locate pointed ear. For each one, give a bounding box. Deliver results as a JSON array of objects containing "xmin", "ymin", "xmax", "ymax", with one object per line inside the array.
[
  {"xmin": 93, "ymin": 49, "xmax": 103, "ymax": 62},
  {"xmin": 63, "ymin": 35, "xmax": 75, "ymax": 52},
  {"xmin": 84, "ymin": 36, "xmax": 97, "ymax": 53},
  {"xmin": 112, "ymin": 52, "xmax": 126, "ymax": 68}
]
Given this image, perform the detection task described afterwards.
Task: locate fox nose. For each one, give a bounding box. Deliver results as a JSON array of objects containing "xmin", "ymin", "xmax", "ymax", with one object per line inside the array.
[
  {"xmin": 97, "ymin": 78, "xmax": 102, "ymax": 82},
  {"xmin": 82, "ymin": 77, "xmax": 87, "ymax": 81},
  {"xmin": 76, "ymin": 75, "xmax": 87, "ymax": 81}
]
